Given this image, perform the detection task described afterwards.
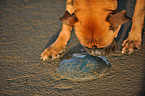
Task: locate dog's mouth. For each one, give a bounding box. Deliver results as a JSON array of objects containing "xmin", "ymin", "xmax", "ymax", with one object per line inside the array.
[{"xmin": 84, "ymin": 40, "xmax": 117, "ymax": 56}]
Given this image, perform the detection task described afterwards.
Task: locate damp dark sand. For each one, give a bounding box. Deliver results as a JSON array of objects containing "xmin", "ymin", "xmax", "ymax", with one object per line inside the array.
[{"xmin": 0, "ymin": 0, "xmax": 145, "ymax": 95}]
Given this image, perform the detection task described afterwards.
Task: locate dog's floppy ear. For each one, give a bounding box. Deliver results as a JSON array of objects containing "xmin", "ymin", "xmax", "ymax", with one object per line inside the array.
[
  {"xmin": 107, "ymin": 10, "xmax": 131, "ymax": 27},
  {"xmin": 60, "ymin": 11, "xmax": 78, "ymax": 26}
]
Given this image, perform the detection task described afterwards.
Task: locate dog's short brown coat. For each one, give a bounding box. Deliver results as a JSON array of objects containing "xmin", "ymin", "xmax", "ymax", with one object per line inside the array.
[{"xmin": 41, "ymin": 0, "xmax": 144, "ymax": 60}]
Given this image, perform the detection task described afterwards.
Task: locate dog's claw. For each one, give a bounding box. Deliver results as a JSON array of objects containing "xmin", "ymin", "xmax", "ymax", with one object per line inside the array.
[{"xmin": 43, "ymin": 58, "xmax": 46, "ymax": 61}]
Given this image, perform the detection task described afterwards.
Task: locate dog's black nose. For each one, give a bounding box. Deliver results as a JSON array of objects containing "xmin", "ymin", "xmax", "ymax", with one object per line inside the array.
[{"xmin": 92, "ymin": 45, "xmax": 98, "ymax": 49}]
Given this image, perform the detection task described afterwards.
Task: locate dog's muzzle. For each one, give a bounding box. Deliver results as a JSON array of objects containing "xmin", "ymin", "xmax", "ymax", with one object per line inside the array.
[{"xmin": 84, "ymin": 40, "xmax": 117, "ymax": 56}]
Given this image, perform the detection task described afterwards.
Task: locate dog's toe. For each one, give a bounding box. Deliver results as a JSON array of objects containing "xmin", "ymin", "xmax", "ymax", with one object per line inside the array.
[
  {"xmin": 122, "ymin": 40, "xmax": 141, "ymax": 54},
  {"xmin": 41, "ymin": 46, "xmax": 66, "ymax": 61}
]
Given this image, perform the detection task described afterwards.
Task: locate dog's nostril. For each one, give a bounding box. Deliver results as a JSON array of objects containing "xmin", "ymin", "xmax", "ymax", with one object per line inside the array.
[{"xmin": 92, "ymin": 45, "xmax": 98, "ymax": 49}]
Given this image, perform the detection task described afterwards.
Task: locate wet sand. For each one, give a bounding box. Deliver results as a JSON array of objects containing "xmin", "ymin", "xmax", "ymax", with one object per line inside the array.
[{"xmin": 0, "ymin": 0, "xmax": 145, "ymax": 95}]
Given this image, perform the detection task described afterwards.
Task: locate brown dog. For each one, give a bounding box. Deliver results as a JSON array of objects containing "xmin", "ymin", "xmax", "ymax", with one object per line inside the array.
[{"xmin": 41, "ymin": 0, "xmax": 144, "ymax": 60}]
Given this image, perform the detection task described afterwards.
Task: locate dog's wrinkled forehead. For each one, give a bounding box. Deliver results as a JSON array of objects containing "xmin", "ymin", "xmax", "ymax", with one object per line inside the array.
[{"xmin": 60, "ymin": 10, "xmax": 131, "ymax": 27}]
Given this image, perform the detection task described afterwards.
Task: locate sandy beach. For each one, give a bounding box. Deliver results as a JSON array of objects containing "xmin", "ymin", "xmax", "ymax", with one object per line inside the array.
[{"xmin": 0, "ymin": 0, "xmax": 145, "ymax": 95}]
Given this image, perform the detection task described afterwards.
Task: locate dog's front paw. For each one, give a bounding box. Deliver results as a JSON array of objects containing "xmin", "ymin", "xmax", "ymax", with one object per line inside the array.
[
  {"xmin": 41, "ymin": 46, "xmax": 66, "ymax": 61},
  {"xmin": 122, "ymin": 37, "xmax": 141, "ymax": 54}
]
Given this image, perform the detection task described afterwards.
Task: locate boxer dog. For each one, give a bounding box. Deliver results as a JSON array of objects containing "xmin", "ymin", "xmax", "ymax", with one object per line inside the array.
[{"xmin": 41, "ymin": 0, "xmax": 144, "ymax": 61}]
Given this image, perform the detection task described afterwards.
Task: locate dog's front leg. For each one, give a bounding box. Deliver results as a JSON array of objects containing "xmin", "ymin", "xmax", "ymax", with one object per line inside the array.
[
  {"xmin": 122, "ymin": 0, "xmax": 144, "ymax": 54},
  {"xmin": 41, "ymin": 0, "xmax": 74, "ymax": 61},
  {"xmin": 41, "ymin": 24, "xmax": 72, "ymax": 61}
]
